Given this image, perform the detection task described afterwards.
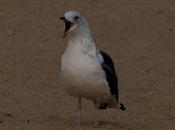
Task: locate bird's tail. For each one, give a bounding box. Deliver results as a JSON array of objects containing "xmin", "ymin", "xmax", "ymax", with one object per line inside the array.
[
  {"xmin": 107, "ymin": 96, "xmax": 126, "ymax": 110},
  {"xmin": 112, "ymin": 96, "xmax": 126, "ymax": 110},
  {"xmin": 117, "ymin": 102, "xmax": 126, "ymax": 110}
]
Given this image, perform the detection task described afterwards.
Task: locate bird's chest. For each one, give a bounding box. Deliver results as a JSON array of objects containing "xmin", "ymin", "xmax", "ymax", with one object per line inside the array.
[
  {"xmin": 62, "ymin": 52, "xmax": 96, "ymax": 76},
  {"xmin": 60, "ymin": 50, "xmax": 109, "ymax": 99},
  {"xmin": 60, "ymin": 47, "xmax": 104, "ymax": 85}
]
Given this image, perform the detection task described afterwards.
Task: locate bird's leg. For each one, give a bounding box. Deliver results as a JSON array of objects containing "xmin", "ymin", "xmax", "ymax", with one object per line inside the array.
[
  {"xmin": 95, "ymin": 107, "xmax": 99, "ymax": 127},
  {"xmin": 77, "ymin": 97, "xmax": 81, "ymax": 127},
  {"xmin": 94, "ymin": 100, "xmax": 100, "ymax": 127}
]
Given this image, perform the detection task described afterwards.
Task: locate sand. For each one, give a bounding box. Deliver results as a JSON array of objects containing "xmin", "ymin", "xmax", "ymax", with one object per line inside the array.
[{"xmin": 0, "ymin": 0, "xmax": 175, "ymax": 129}]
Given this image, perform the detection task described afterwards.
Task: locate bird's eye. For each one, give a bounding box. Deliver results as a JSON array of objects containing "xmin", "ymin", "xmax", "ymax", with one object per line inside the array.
[{"xmin": 74, "ymin": 16, "xmax": 80, "ymax": 20}]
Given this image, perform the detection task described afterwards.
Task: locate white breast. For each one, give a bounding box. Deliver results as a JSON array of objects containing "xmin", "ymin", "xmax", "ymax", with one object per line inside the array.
[{"xmin": 60, "ymin": 39, "xmax": 111, "ymax": 101}]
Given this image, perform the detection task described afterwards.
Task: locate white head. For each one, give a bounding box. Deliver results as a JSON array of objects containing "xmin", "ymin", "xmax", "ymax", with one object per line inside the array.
[{"xmin": 60, "ymin": 11, "xmax": 89, "ymax": 38}]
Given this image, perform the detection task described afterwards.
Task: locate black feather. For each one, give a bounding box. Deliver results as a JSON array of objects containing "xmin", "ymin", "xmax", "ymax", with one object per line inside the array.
[
  {"xmin": 98, "ymin": 103, "xmax": 108, "ymax": 109},
  {"xmin": 99, "ymin": 50, "xmax": 119, "ymax": 102},
  {"xmin": 119, "ymin": 103, "xmax": 126, "ymax": 110}
]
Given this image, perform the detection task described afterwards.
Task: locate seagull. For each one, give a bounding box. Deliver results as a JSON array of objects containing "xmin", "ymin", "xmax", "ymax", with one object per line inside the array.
[{"xmin": 59, "ymin": 11, "xmax": 125, "ymax": 126}]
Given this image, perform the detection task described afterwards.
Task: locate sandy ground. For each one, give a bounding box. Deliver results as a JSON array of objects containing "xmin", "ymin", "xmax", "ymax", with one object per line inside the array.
[{"xmin": 0, "ymin": 0, "xmax": 175, "ymax": 129}]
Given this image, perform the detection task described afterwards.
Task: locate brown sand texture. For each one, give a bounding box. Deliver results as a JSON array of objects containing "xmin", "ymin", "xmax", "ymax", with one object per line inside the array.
[{"xmin": 0, "ymin": 0, "xmax": 175, "ymax": 129}]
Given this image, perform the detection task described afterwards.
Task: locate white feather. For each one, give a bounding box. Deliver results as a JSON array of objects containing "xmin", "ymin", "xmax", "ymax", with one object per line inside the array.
[{"xmin": 60, "ymin": 11, "xmax": 111, "ymax": 102}]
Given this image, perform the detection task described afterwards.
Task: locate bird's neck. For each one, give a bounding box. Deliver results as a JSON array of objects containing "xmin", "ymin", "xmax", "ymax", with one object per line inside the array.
[
  {"xmin": 65, "ymin": 26, "xmax": 97, "ymax": 54},
  {"xmin": 67, "ymin": 25, "xmax": 90, "ymax": 39}
]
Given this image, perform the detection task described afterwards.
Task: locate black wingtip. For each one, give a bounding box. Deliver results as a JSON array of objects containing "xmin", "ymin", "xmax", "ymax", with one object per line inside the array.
[
  {"xmin": 117, "ymin": 103, "xmax": 126, "ymax": 111},
  {"xmin": 119, "ymin": 103, "xmax": 126, "ymax": 110}
]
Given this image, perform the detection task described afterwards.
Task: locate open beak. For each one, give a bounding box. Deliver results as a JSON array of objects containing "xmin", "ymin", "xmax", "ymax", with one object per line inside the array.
[{"xmin": 60, "ymin": 17, "xmax": 73, "ymax": 38}]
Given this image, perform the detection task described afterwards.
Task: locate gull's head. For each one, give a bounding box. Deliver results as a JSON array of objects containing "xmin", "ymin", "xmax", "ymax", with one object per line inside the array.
[{"xmin": 60, "ymin": 11, "xmax": 88, "ymax": 38}]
